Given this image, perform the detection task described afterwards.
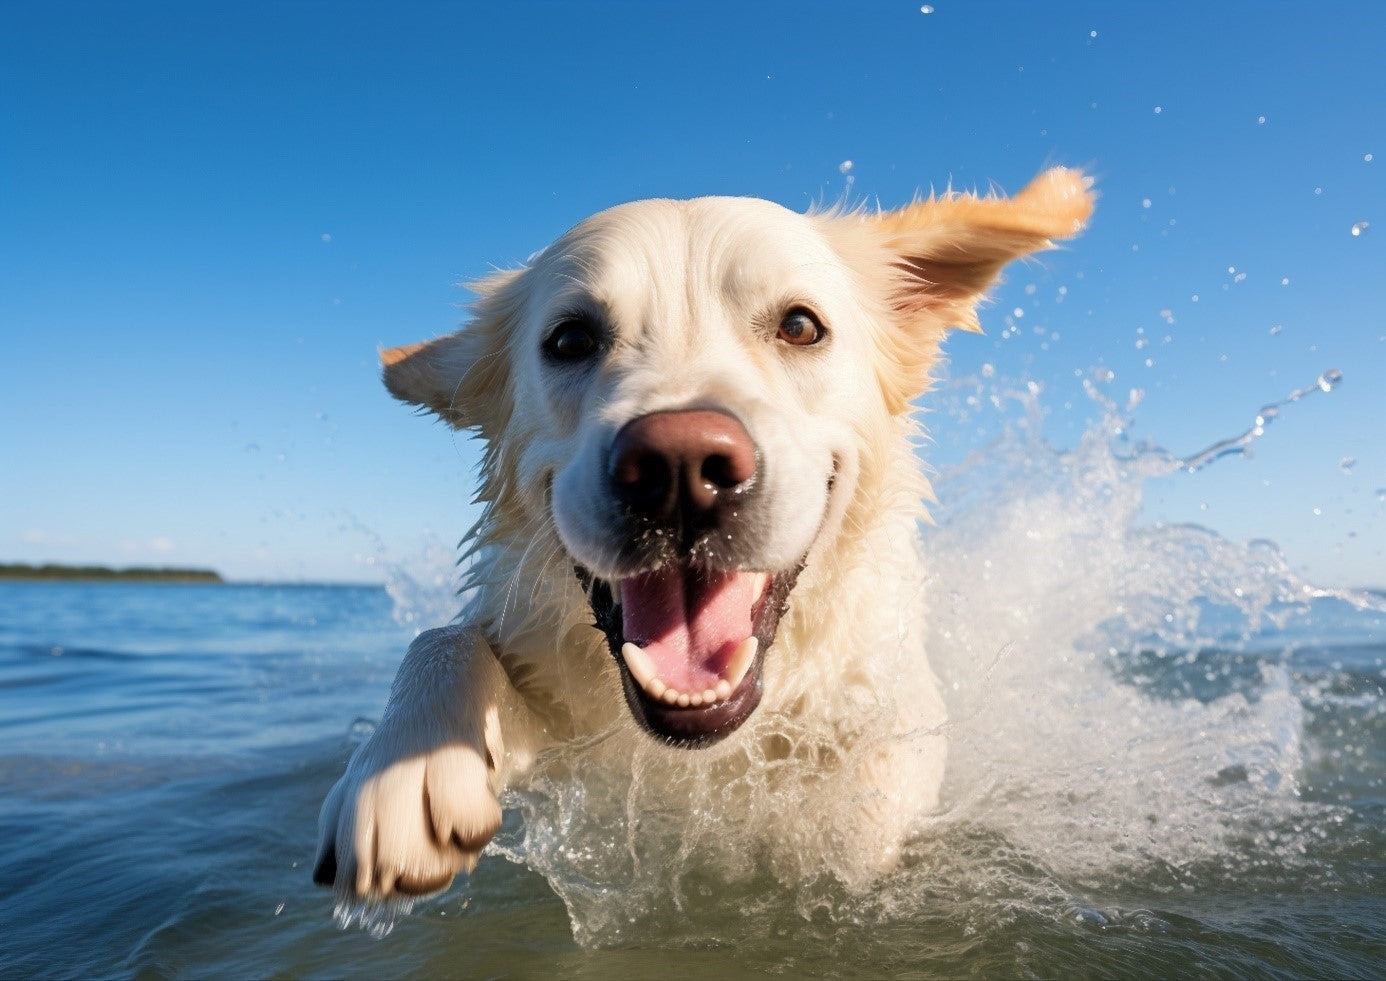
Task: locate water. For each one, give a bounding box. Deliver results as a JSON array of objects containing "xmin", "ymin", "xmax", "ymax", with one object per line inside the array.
[{"xmin": 2, "ymin": 393, "xmax": 1383, "ymax": 976}]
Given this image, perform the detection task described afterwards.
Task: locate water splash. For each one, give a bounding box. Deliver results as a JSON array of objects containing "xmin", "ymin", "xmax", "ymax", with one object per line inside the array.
[
  {"xmin": 332, "ymin": 895, "xmax": 415, "ymax": 940},
  {"xmin": 1179, "ymin": 369, "xmax": 1342, "ymax": 472},
  {"xmin": 375, "ymin": 370, "xmax": 1377, "ymax": 948},
  {"xmin": 342, "ymin": 516, "xmax": 462, "ymax": 631}
]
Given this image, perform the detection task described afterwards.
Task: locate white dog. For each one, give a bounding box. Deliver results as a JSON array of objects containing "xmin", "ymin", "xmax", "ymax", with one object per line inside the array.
[{"xmin": 314, "ymin": 169, "xmax": 1094, "ymax": 899}]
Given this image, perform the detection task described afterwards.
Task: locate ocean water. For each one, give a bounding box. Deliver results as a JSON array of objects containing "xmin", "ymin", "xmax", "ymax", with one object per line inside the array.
[{"xmin": 3, "ymin": 395, "xmax": 1384, "ymax": 977}]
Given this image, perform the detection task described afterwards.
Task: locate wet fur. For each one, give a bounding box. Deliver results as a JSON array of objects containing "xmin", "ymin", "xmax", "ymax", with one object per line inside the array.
[{"xmin": 315, "ymin": 168, "xmax": 1095, "ymax": 898}]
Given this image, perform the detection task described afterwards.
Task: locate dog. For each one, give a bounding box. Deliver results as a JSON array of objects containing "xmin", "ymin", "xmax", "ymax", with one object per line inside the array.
[{"xmin": 313, "ymin": 168, "xmax": 1094, "ymax": 899}]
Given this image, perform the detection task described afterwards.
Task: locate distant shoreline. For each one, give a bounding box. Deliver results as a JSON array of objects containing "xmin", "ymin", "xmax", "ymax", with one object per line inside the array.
[{"xmin": 0, "ymin": 563, "xmax": 224, "ymax": 583}]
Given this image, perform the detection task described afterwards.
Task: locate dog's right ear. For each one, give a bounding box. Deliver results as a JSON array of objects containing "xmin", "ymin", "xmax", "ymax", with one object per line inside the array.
[{"xmin": 380, "ymin": 269, "xmax": 524, "ymax": 431}]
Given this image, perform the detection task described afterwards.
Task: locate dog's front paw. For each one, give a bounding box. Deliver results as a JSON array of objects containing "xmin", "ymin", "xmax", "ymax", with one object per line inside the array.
[{"xmin": 313, "ymin": 737, "xmax": 501, "ymax": 899}]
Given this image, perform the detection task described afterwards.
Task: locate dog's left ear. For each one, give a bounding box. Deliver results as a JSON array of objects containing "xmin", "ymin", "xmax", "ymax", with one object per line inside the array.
[
  {"xmin": 870, "ymin": 167, "xmax": 1095, "ymax": 333},
  {"xmin": 841, "ymin": 167, "xmax": 1094, "ymax": 410}
]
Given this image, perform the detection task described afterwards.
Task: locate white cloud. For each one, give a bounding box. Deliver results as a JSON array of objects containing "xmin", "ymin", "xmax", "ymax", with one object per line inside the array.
[{"xmin": 19, "ymin": 529, "xmax": 74, "ymax": 545}]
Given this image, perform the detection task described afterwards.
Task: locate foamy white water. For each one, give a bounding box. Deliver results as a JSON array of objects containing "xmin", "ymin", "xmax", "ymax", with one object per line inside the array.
[{"xmin": 368, "ymin": 371, "xmax": 1383, "ymax": 949}]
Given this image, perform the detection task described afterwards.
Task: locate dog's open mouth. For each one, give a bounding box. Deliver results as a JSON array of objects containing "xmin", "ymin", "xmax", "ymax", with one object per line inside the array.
[{"xmin": 578, "ymin": 562, "xmax": 799, "ymax": 746}]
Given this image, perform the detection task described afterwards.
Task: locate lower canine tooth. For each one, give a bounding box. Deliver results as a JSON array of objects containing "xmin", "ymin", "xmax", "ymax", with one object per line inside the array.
[
  {"xmin": 724, "ymin": 636, "xmax": 759, "ymax": 691},
  {"xmin": 621, "ymin": 642, "xmax": 657, "ymax": 687}
]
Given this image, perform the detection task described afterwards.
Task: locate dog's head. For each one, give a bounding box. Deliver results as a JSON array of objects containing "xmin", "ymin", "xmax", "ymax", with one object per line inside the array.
[{"xmin": 382, "ymin": 169, "xmax": 1093, "ymax": 747}]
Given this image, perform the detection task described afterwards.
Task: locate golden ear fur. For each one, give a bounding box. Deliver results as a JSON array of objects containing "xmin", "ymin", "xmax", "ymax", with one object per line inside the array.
[
  {"xmin": 829, "ymin": 167, "xmax": 1095, "ymax": 412},
  {"xmin": 379, "ymin": 268, "xmax": 525, "ymax": 431},
  {"xmin": 871, "ymin": 166, "xmax": 1095, "ymax": 332}
]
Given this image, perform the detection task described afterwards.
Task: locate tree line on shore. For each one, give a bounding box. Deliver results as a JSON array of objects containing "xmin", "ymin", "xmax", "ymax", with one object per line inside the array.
[{"xmin": 0, "ymin": 563, "xmax": 224, "ymax": 582}]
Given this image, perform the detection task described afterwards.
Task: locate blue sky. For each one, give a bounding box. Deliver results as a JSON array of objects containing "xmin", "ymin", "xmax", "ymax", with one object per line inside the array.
[{"xmin": 3, "ymin": 1, "xmax": 1383, "ymax": 585}]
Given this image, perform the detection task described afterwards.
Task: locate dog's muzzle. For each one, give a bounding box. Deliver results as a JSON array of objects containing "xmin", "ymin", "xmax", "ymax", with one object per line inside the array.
[{"xmin": 577, "ymin": 408, "xmax": 800, "ymax": 746}]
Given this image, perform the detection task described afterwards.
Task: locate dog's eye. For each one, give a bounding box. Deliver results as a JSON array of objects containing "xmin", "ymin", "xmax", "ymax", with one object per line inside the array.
[
  {"xmin": 777, "ymin": 308, "xmax": 824, "ymax": 346},
  {"xmin": 543, "ymin": 317, "xmax": 600, "ymax": 363}
]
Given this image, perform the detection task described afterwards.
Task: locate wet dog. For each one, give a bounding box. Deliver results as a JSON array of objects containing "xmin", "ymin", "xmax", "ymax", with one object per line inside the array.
[{"xmin": 314, "ymin": 169, "xmax": 1094, "ymax": 898}]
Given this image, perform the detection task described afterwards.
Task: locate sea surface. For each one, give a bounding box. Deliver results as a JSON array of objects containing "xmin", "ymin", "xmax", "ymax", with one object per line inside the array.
[{"xmin": 3, "ymin": 404, "xmax": 1384, "ymax": 977}]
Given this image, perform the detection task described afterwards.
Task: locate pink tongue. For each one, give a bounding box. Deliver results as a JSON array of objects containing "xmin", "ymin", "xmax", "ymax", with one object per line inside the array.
[{"xmin": 620, "ymin": 566, "xmax": 758, "ymax": 693}]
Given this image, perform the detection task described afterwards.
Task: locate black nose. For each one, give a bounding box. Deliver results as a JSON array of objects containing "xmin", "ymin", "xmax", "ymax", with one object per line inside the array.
[{"xmin": 609, "ymin": 410, "xmax": 757, "ymax": 523}]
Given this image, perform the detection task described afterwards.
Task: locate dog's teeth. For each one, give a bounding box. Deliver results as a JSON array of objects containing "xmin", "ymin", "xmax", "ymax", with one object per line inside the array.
[
  {"xmin": 724, "ymin": 636, "xmax": 758, "ymax": 691},
  {"xmin": 625, "ymin": 640, "xmax": 749, "ymax": 707},
  {"xmin": 621, "ymin": 642, "xmax": 657, "ymax": 687}
]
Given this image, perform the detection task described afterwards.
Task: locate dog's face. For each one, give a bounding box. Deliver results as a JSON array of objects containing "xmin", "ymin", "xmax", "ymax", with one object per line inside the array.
[{"xmin": 382, "ymin": 170, "xmax": 1093, "ymax": 747}]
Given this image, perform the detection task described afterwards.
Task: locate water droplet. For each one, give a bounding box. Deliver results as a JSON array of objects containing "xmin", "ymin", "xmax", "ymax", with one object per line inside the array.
[
  {"xmin": 1350, "ymin": 220, "xmax": 1369, "ymax": 237},
  {"xmin": 1089, "ymin": 29, "xmax": 1097, "ymax": 38},
  {"xmin": 1142, "ymin": 198, "xmax": 1152, "ymax": 209},
  {"xmin": 1012, "ymin": 307, "xmax": 1024, "ymax": 318},
  {"xmin": 1191, "ymin": 293, "xmax": 1200, "ymax": 302},
  {"xmin": 1317, "ymin": 369, "xmax": 1343, "ymax": 392},
  {"xmin": 1281, "ymin": 277, "xmax": 1290, "ymax": 286},
  {"xmin": 1376, "ymin": 488, "xmax": 1386, "ymax": 503},
  {"xmin": 1269, "ymin": 324, "xmax": 1283, "ymax": 336},
  {"xmin": 320, "ymin": 233, "xmax": 332, "ymax": 243},
  {"xmin": 1256, "ymin": 115, "xmax": 1266, "ymax": 125},
  {"xmin": 1314, "ymin": 186, "xmax": 1323, "ymax": 195},
  {"xmin": 1153, "ymin": 106, "xmax": 1163, "ymax": 114},
  {"xmin": 838, "ymin": 159, "xmax": 853, "ymax": 174},
  {"xmin": 1339, "ymin": 456, "xmax": 1356, "ymax": 474},
  {"xmin": 1366, "ymin": 153, "xmax": 1374, "ymax": 162},
  {"xmin": 981, "ymin": 362, "xmax": 995, "ymax": 378},
  {"xmin": 1312, "ymin": 507, "xmax": 1323, "ymax": 516},
  {"xmin": 920, "ymin": 4, "xmax": 934, "ymax": 12}
]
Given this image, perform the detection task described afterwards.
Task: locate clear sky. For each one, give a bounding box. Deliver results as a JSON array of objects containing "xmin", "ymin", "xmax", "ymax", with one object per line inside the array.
[{"xmin": 3, "ymin": 1, "xmax": 1383, "ymax": 586}]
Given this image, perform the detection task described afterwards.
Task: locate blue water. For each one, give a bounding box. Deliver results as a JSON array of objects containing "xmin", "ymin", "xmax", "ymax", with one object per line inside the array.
[{"xmin": 1, "ymin": 573, "xmax": 1382, "ymax": 977}]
